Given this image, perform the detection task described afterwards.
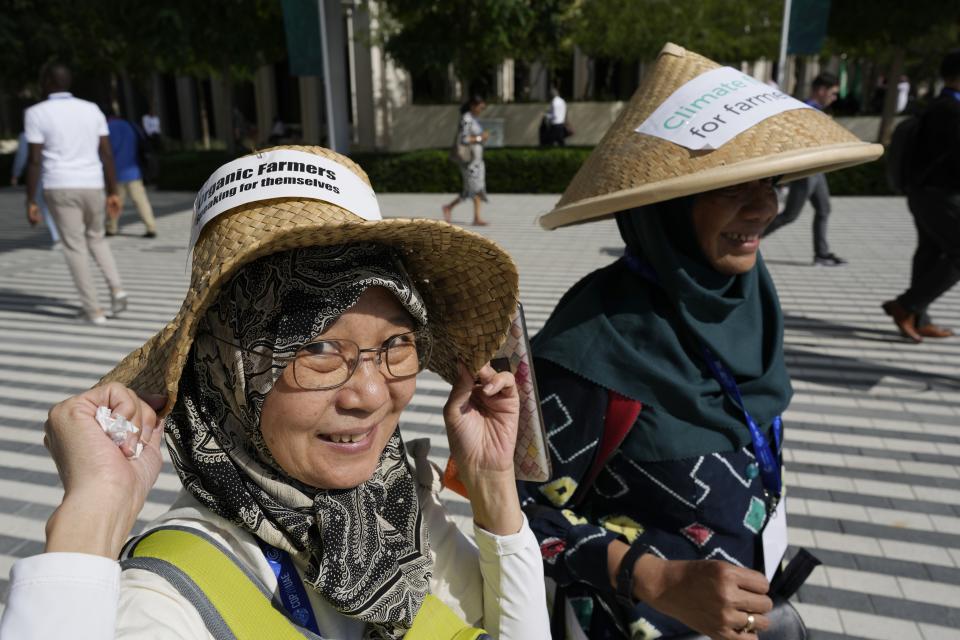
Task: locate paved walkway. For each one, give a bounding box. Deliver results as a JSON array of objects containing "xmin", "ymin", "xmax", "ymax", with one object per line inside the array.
[{"xmin": 0, "ymin": 187, "xmax": 958, "ymax": 639}]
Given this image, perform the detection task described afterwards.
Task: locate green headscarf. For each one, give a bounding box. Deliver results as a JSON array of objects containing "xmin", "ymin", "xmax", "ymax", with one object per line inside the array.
[{"xmin": 532, "ymin": 197, "xmax": 792, "ymax": 462}]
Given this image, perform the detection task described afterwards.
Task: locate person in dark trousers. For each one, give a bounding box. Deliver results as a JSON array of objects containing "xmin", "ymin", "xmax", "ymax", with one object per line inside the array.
[
  {"xmin": 763, "ymin": 73, "xmax": 846, "ymax": 266},
  {"xmin": 882, "ymin": 51, "xmax": 960, "ymax": 342}
]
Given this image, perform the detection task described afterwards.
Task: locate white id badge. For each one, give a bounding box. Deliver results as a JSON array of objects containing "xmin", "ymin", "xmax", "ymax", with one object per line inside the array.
[{"xmin": 762, "ymin": 497, "xmax": 788, "ymax": 581}]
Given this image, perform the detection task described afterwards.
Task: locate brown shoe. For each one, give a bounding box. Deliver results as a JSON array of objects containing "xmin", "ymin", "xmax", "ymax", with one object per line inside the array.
[
  {"xmin": 881, "ymin": 300, "xmax": 922, "ymax": 343},
  {"xmin": 917, "ymin": 323, "xmax": 955, "ymax": 339}
]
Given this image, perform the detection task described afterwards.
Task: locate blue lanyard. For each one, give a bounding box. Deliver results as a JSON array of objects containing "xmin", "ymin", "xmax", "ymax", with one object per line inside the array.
[
  {"xmin": 256, "ymin": 539, "xmax": 321, "ymax": 635},
  {"xmin": 701, "ymin": 347, "xmax": 783, "ymax": 498},
  {"xmin": 622, "ymin": 250, "xmax": 783, "ymax": 499}
]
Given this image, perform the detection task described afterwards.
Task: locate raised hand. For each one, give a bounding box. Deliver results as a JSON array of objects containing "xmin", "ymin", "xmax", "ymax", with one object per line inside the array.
[
  {"xmin": 443, "ymin": 362, "xmax": 523, "ymax": 535},
  {"xmin": 43, "ymin": 382, "xmax": 165, "ymax": 558}
]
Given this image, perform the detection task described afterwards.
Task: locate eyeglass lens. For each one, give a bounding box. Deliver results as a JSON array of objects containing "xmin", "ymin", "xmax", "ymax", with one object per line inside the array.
[{"xmin": 293, "ymin": 333, "xmax": 424, "ymax": 389}]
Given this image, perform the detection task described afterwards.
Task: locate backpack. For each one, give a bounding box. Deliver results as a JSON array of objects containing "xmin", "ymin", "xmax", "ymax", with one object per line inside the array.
[{"xmin": 886, "ymin": 115, "xmax": 922, "ymax": 194}]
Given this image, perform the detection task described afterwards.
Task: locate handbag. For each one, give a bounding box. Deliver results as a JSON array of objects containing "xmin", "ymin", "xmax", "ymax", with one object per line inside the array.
[{"xmin": 449, "ymin": 121, "xmax": 473, "ymax": 164}]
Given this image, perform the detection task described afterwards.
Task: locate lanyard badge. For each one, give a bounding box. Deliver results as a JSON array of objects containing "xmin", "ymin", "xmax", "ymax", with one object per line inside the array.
[
  {"xmin": 256, "ymin": 539, "xmax": 321, "ymax": 635},
  {"xmin": 702, "ymin": 347, "xmax": 783, "ymax": 504},
  {"xmin": 621, "ymin": 252, "xmax": 785, "ymax": 502}
]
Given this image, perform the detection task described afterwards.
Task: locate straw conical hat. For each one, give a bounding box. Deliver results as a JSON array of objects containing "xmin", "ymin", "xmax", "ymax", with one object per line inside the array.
[
  {"xmin": 540, "ymin": 43, "xmax": 883, "ymax": 230},
  {"xmin": 101, "ymin": 145, "xmax": 519, "ymax": 416}
]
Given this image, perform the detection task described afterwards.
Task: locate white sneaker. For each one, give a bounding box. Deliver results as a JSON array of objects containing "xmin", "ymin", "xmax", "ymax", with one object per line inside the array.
[
  {"xmin": 87, "ymin": 313, "xmax": 108, "ymax": 326},
  {"xmin": 111, "ymin": 290, "xmax": 128, "ymax": 315}
]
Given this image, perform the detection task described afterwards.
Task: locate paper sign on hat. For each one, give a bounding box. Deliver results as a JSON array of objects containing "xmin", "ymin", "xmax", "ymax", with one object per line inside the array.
[{"xmin": 539, "ymin": 43, "xmax": 883, "ymax": 230}]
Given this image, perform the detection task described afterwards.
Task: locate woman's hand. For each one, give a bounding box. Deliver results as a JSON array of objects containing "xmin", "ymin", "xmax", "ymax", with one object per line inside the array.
[
  {"xmin": 43, "ymin": 382, "xmax": 165, "ymax": 558},
  {"xmin": 608, "ymin": 538, "xmax": 773, "ymax": 640},
  {"xmin": 443, "ymin": 362, "xmax": 523, "ymax": 535},
  {"xmin": 645, "ymin": 558, "xmax": 772, "ymax": 639}
]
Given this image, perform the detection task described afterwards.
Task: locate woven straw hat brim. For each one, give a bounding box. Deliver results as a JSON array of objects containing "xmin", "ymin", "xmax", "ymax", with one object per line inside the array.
[
  {"xmin": 540, "ymin": 43, "xmax": 883, "ymax": 230},
  {"xmin": 100, "ymin": 147, "xmax": 518, "ymax": 417},
  {"xmin": 541, "ymin": 141, "xmax": 880, "ymax": 229}
]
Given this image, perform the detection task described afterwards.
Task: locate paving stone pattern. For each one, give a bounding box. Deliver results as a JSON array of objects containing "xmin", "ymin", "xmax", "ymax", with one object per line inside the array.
[{"xmin": 0, "ymin": 188, "xmax": 958, "ymax": 638}]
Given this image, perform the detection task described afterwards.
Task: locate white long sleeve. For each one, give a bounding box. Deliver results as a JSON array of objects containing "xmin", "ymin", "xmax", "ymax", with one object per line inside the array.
[
  {"xmin": 474, "ymin": 519, "xmax": 550, "ymax": 639},
  {"xmin": 1, "ymin": 446, "xmax": 550, "ymax": 640},
  {"xmin": 0, "ymin": 552, "xmax": 120, "ymax": 640}
]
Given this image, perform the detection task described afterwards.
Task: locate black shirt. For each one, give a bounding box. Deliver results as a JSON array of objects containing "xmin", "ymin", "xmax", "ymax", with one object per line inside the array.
[{"xmin": 917, "ymin": 88, "xmax": 960, "ymax": 191}]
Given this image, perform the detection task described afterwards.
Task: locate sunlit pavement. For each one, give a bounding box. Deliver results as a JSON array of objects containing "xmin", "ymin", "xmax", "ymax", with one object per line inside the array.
[{"xmin": 0, "ymin": 186, "xmax": 958, "ymax": 639}]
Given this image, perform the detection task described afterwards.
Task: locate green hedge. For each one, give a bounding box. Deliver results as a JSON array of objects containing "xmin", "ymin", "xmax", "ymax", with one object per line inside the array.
[
  {"xmin": 155, "ymin": 150, "xmax": 239, "ymax": 191},
  {"xmin": 152, "ymin": 147, "xmax": 593, "ymax": 194},
  {"xmin": 142, "ymin": 146, "xmax": 892, "ymax": 196},
  {"xmin": 355, "ymin": 147, "xmax": 594, "ymax": 193},
  {"xmin": 826, "ymin": 156, "xmax": 893, "ymax": 196}
]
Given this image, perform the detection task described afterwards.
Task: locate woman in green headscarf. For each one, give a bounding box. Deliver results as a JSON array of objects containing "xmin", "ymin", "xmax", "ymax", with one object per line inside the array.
[
  {"xmin": 519, "ymin": 40, "xmax": 882, "ymax": 640},
  {"xmin": 521, "ymin": 181, "xmax": 794, "ymax": 640}
]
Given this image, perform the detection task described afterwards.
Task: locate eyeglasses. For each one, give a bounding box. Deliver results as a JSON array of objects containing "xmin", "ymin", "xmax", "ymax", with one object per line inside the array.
[
  {"xmin": 712, "ymin": 177, "xmax": 779, "ymax": 199},
  {"xmin": 204, "ymin": 330, "xmax": 432, "ymax": 390}
]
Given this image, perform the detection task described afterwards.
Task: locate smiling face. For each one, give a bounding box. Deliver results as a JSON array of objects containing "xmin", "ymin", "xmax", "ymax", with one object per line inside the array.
[
  {"xmin": 690, "ymin": 179, "xmax": 778, "ymax": 275},
  {"xmin": 259, "ymin": 287, "xmax": 418, "ymax": 489}
]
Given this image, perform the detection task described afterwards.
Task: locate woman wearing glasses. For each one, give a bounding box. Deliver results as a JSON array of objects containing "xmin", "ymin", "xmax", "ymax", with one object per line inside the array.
[
  {"xmin": 0, "ymin": 146, "xmax": 548, "ymax": 639},
  {"xmin": 519, "ymin": 45, "xmax": 882, "ymax": 639}
]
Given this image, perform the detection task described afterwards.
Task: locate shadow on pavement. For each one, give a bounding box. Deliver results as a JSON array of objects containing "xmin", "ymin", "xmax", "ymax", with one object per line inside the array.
[
  {"xmin": 785, "ymin": 315, "xmax": 960, "ymax": 391},
  {"xmin": 785, "ymin": 345, "xmax": 960, "ymax": 391},
  {"xmin": 0, "ymin": 289, "xmax": 79, "ymax": 318},
  {"xmin": 784, "ymin": 314, "xmax": 903, "ymax": 344}
]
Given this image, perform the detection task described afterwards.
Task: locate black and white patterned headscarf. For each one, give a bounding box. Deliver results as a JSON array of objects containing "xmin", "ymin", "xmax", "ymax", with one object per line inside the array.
[{"xmin": 165, "ymin": 244, "xmax": 432, "ymax": 639}]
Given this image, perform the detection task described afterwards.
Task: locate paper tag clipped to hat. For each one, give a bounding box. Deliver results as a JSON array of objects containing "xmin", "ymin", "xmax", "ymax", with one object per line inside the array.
[
  {"xmin": 189, "ymin": 149, "xmax": 382, "ymax": 253},
  {"xmin": 636, "ymin": 67, "xmax": 813, "ymax": 151}
]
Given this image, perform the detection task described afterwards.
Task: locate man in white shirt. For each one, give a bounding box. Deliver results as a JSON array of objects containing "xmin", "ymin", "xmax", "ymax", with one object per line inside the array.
[
  {"xmin": 543, "ymin": 88, "xmax": 570, "ymax": 146},
  {"xmin": 24, "ymin": 63, "xmax": 127, "ymax": 325}
]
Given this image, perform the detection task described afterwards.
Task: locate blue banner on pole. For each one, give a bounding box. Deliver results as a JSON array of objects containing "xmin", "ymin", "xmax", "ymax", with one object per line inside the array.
[
  {"xmin": 787, "ymin": 0, "xmax": 832, "ymax": 56},
  {"xmin": 281, "ymin": 0, "xmax": 323, "ymax": 76}
]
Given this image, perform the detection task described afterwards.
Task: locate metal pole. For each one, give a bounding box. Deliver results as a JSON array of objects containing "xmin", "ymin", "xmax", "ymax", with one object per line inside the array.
[
  {"xmin": 317, "ymin": 0, "xmax": 337, "ymax": 150},
  {"xmin": 777, "ymin": 0, "xmax": 793, "ymax": 90}
]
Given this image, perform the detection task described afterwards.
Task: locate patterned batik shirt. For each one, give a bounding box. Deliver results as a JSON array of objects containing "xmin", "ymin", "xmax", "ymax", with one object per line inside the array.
[{"xmin": 519, "ymin": 359, "xmax": 775, "ymax": 639}]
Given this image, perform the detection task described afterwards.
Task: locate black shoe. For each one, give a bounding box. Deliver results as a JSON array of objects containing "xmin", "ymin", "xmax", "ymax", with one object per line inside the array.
[
  {"xmin": 105, "ymin": 229, "xmax": 117, "ymax": 237},
  {"xmin": 814, "ymin": 253, "xmax": 847, "ymax": 266},
  {"xmin": 143, "ymin": 230, "xmax": 157, "ymax": 238}
]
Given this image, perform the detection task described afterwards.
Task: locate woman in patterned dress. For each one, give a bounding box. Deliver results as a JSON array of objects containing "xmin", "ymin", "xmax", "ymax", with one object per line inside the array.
[{"xmin": 443, "ymin": 95, "xmax": 489, "ymax": 226}]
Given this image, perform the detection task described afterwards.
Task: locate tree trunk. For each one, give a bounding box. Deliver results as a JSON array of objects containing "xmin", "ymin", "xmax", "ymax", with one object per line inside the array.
[
  {"xmin": 197, "ymin": 78, "xmax": 211, "ymax": 150},
  {"xmin": 109, "ymin": 73, "xmax": 122, "ymax": 117},
  {"xmin": 860, "ymin": 59, "xmax": 874, "ymax": 113},
  {"xmin": 0, "ymin": 83, "xmax": 11, "ymax": 137},
  {"xmin": 120, "ymin": 71, "xmax": 137, "ymax": 122},
  {"xmin": 211, "ymin": 69, "xmax": 235, "ymax": 154},
  {"xmin": 878, "ymin": 49, "xmax": 905, "ymax": 146}
]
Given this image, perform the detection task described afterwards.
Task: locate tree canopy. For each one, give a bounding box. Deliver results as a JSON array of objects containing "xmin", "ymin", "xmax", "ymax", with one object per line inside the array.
[
  {"xmin": 0, "ymin": 0, "xmax": 284, "ymax": 94},
  {"xmin": 377, "ymin": 0, "xmax": 783, "ymax": 96},
  {"xmin": 570, "ymin": 0, "xmax": 782, "ymax": 64},
  {"xmin": 379, "ymin": 0, "xmax": 541, "ymax": 94}
]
